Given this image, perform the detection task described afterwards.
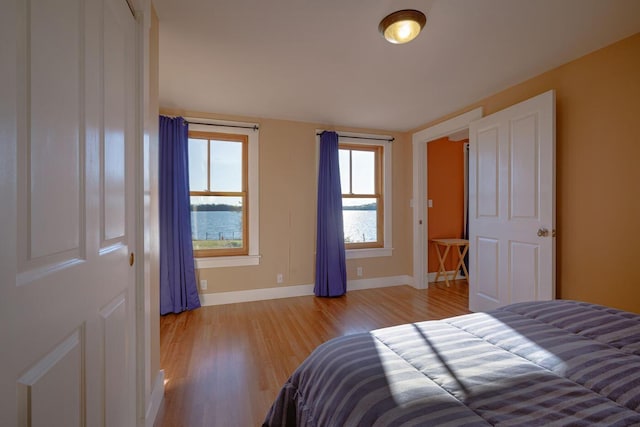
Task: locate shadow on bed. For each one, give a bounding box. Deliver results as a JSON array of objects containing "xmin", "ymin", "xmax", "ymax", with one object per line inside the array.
[{"xmin": 411, "ymin": 323, "xmax": 470, "ymax": 396}]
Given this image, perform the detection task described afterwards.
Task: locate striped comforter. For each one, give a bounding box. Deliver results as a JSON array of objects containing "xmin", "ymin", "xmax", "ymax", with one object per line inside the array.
[{"xmin": 263, "ymin": 300, "xmax": 640, "ymax": 426}]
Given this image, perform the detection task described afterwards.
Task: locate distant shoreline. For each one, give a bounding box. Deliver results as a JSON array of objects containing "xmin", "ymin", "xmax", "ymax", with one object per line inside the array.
[
  {"xmin": 343, "ymin": 203, "xmax": 376, "ymax": 211},
  {"xmin": 191, "ymin": 203, "xmax": 376, "ymax": 212},
  {"xmin": 191, "ymin": 204, "xmax": 241, "ymax": 212}
]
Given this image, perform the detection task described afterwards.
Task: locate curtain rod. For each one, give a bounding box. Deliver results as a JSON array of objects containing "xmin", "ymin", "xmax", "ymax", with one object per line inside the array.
[
  {"xmin": 316, "ymin": 132, "xmax": 394, "ymax": 143},
  {"xmin": 186, "ymin": 120, "xmax": 259, "ymax": 131}
]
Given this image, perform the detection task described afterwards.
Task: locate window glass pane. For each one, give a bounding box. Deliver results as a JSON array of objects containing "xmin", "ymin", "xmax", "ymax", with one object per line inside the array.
[
  {"xmin": 342, "ymin": 197, "xmax": 377, "ymax": 243},
  {"xmin": 188, "ymin": 138, "xmax": 208, "ymax": 191},
  {"xmin": 190, "ymin": 195, "xmax": 244, "ymax": 250},
  {"xmin": 338, "ymin": 149, "xmax": 350, "ymax": 194},
  {"xmin": 210, "ymin": 140, "xmax": 242, "ymax": 192},
  {"xmin": 351, "ymin": 150, "xmax": 375, "ymax": 194}
]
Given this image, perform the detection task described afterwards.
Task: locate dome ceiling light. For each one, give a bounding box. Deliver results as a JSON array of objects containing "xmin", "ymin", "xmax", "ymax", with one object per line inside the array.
[{"xmin": 379, "ymin": 9, "xmax": 427, "ymax": 44}]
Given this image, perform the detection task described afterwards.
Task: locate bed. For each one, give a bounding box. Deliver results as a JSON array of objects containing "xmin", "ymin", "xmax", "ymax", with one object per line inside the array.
[{"xmin": 263, "ymin": 300, "xmax": 640, "ymax": 426}]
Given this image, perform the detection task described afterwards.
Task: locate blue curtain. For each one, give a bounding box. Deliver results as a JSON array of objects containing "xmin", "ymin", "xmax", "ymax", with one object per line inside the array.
[
  {"xmin": 315, "ymin": 131, "xmax": 347, "ymax": 297},
  {"xmin": 159, "ymin": 116, "xmax": 201, "ymax": 315}
]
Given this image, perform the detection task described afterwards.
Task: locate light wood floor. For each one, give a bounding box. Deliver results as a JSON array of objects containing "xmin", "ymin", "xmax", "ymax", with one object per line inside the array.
[{"xmin": 154, "ymin": 281, "xmax": 469, "ymax": 427}]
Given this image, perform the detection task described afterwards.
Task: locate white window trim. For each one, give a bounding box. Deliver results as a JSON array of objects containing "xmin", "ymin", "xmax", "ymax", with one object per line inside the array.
[
  {"xmin": 188, "ymin": 118, "xmax": 260, "ymax": 269},
  {"xmin": 316, "ymin": 131, "xmax": 393, "ymax": 259}
]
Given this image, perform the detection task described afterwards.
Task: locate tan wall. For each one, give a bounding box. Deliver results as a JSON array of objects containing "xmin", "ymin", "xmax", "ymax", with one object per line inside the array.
[
  {"xmin": 158, "ymin": 109, "xmax": 414, "ymax": 294},
  {"xmin": 148, "ymin": 5, "xmax": 161, "ymax": 396},
  {"xmin": 414, "ymin": 32, "xmax": 640, "ymax": 313}
]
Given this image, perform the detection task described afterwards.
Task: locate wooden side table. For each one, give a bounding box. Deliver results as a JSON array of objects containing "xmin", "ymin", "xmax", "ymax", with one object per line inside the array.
[{"xmin": 431, "ymin": 238, "xmax": 469, "ymax": 287}]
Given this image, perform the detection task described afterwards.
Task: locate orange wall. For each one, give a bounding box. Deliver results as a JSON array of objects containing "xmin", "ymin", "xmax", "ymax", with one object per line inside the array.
[
  {"xmin": 414, "ymin": 32, "xmax": 640, "ymax": 313},
  {"xmin": 427, "ymin": 137, "xmax": 466, "ymax": 272}
]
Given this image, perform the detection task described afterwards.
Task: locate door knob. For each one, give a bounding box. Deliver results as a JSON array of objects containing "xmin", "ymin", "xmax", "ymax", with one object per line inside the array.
[{"xmin": 537, "ymin": 228, "xmax": 549, "ymax": 237}]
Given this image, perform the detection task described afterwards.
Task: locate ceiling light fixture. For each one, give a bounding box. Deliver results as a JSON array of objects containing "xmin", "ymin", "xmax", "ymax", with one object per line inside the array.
[{"xmin": 379, "ymin": 9, "xmax": 427, "ymax": 44}]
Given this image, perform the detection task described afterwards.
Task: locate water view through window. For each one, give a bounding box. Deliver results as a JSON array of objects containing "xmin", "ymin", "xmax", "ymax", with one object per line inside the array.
[
  {"xmin": 190, "ymin": 196, "xmax": 244, "ymax": 250},
  {"xmin": 190, "ymin": 202, "xmax": 377, "ymax": 244}
]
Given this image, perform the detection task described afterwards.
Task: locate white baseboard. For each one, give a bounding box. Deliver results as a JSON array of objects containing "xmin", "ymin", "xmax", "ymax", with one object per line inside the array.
[
  {"xmin": 199, "ymin": 283, "xmax": 314, "ymax": 306},
  {"xmin": 427, "ymin": 270, "xmax": 467, "ymax": 283},
  {"xmin": 199, "ymin": 275, "xmax": 414, "ymax": 306},
  {"xmin": 347, "ymin": 275, "xmax": 414, "ymax": 291},
  {"xmin": 145, "ymin": 369, "xmax": 164, "ymax": 427}
]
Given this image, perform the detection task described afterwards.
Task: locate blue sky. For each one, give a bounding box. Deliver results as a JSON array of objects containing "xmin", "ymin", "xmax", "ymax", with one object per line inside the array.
[
  {"xmin": 189, "ymin": 138, "xmax": 242, "ymax": 206},
  {"xmin": 188, "ymin": 140, "xmax": 376, "ymax": 208}
]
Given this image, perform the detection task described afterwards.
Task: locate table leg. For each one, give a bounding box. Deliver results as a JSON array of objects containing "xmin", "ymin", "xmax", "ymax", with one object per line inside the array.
[
  {"xmin": 454, "ymin": 244, "xmax": 470, "ymax": 283},
  {"xmin": 451, "ymin": 248, "xmax": 459, "ymax": 282},
  {"xmin": 434, "ymin": 244, "xmax": 452, "ymax": 287}
]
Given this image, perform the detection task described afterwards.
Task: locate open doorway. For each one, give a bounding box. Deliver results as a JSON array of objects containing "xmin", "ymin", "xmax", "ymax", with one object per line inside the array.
[
  {"xmin": 426, "ymin": 136, "xmax": 469, "ymax": 284},
  {"xmin": 411, "ymin": 108, "xmax": 482, "ymax": 290}
]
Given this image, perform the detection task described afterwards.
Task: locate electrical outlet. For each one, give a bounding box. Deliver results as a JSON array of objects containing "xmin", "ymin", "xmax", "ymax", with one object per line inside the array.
[
  {"xmin": 277, "ymin": 273, "xmax": 283, "ymax": 284},
  {"xmin": 200, "ymin": 279, "xmax": 208, "ymax": 290},
  {"xmin": 357, "ymin": 267, "xmax": 363, "ymax": 277}
]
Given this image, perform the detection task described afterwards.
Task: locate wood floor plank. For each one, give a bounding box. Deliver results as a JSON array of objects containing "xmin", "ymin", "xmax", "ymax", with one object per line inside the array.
[{"xmin": 154, "ymin": 282, "xmax": 469, "ymax": 426}]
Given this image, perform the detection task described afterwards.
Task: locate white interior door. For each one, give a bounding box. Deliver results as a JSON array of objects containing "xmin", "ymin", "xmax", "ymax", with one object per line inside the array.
[
  {"xmin": 0, "ymin": 0, "xmax": 138, "ymax": 425},
  {"xmin": 468, "ymin": 90, "xmax": 556, "ymax": 312}
]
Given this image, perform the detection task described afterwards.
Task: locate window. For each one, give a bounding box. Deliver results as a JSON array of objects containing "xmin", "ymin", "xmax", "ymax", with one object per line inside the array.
[
  {"xmin": 187, "ymin": 121, "xmax": 260, "ymax": 268},
  {"xmin": 317, "ymin": 132, "xmax": 393, "ymax": 259},
  {"xmin": 189, "ymin": 131, "xmax": 248, "ymax": 257},
  {"xmin": 339, "ymin": 144, "xmax": 383, "ymax": 249}
]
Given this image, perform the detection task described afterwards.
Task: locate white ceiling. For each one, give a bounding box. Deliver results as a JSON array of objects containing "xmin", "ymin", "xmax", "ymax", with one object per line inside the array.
[{"xmin": 154, "ymin": 0, "xmax": 640, "ymax": 132}]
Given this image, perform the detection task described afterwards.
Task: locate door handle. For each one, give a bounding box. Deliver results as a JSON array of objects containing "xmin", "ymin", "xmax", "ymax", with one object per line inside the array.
[
  {"xmin": 129, "ymin": 252, "xmax": 135, "ymax": 266},
  {"xmin": 537, "ymin": 228, "xmax": 549, "ymax": 237}
]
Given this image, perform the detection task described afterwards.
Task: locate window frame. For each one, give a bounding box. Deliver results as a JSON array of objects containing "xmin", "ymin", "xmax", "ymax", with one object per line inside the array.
[
  {"xmin": 188, "ymin": 121, "xmax": 260, "ymax": 268},
  {"xmin": 188, "ymin": 130, "xmax": 248, "ymax": 257},
  {"xmin": 340, "ymin": 143, "xmax": 384, "ymax": 250},
  {"xmin": 316, "ymin": 132, "xmax": 393, "ymax": 259}
]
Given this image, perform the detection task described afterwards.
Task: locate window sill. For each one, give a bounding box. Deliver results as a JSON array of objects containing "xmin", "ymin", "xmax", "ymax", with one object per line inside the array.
[
  {"xmin": 346, "ymin": 248, "xmax": 393, "ymax": 259},
  {"xmin": 194, "ymin": 255, "xmax": 261, "ymax": 269}
]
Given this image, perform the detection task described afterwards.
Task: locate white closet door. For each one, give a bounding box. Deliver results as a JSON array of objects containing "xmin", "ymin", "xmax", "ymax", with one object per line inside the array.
[{"xmin": 0, "ymin": 0, "xmax": 138, "ymax": 424}]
